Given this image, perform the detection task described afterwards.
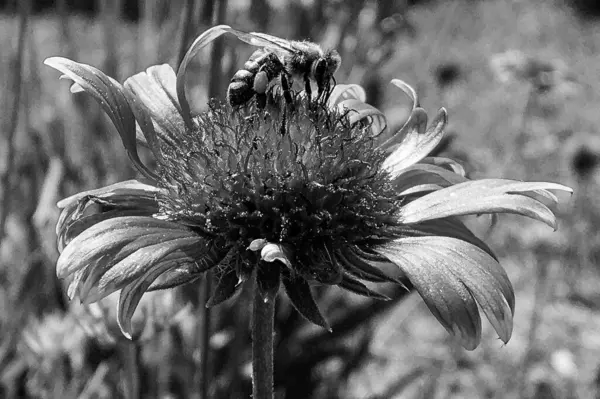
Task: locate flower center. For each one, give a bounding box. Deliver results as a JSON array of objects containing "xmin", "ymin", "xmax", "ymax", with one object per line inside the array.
[{"xmin": 157, "ymin": 96, "xmax": 400, "ymax": 249}]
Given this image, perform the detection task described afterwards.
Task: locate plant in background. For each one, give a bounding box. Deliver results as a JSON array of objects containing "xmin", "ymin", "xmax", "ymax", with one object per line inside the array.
[{"xmin": 45, "ymin": 25, "xmax": 571, "ymax": 399}]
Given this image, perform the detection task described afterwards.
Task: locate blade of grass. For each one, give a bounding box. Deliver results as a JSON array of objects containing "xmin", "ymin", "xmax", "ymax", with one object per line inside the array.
[
  {"xmin": 517, "ymin": 257, "xmax": 554, "ymax": 398},
  {"xmin": 208, "ymin": 0, "xmax": 228, "ymax": 100},
  {"xmin": 177, "ymin": 0, "xmax": 196, "ymax": 70},
  {"xmin": 0, "ymin": 0, "xmax": 29, "ymax": 246}
]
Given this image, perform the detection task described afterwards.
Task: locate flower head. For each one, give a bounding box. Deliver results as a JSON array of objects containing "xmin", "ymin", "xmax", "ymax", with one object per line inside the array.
[{"xmin": 46, "ymin": 25, "xmax": 571, "ymax": 349}]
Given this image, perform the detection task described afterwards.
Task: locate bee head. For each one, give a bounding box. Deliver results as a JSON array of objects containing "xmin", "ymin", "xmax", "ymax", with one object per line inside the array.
[{"xmin": 313, "ymin": 49, "xmax": 341, "ymax": 88}]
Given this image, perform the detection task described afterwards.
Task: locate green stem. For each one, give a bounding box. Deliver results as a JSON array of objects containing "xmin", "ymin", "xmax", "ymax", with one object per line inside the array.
[
  {"xmin": 194, "ymin": 274, "xmax": 212, "ymax": 399},
  {"xmin": 252, "ymin": 275, "xmax": 275, "ymax": 399},
  {"xmin": 120, "ymin": 338, "xmax": 140, "ymax": 399},
  {"xmin": 200, "ymin": 274, "xmax": 212, "ymax": 399}
]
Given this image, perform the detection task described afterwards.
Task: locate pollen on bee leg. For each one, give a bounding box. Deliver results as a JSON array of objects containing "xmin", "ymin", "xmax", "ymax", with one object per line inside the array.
[{"xmin": 253, "ymin": 71, "xmax": 269, "ymax": 94}]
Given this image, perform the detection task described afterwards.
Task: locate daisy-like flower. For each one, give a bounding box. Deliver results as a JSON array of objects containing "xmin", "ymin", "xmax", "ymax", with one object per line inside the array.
[{"xmin": 45, "ymin": 25, "xmax": 570, "ymax": 350}]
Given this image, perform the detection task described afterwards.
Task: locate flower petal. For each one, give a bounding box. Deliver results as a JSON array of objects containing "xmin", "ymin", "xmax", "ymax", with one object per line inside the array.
[
  {"xmin": 392, "ymin": 163, "xmax": 468, "ymax": 196},
  {"xmin": 44, "ymin": 57, "xmax": 157, "ymax": 181},
  {"xmin": 146, "ymin": 261, "xmax": 202, "ymax": 291},
  {"xmin": 282, "ymin": 275, "xmax": 330, "ymax": 331},
  {"xmin": 124, "ymin": 65, "xmax": 187, "ymax": 150},
  {"xmin": 177, "ymin": 25, "xmax": 234, "ymax": 129},
  {"xmin": 117, "ymin": 258, "xmax": 178, "ymax": 339},
  {"xmin": 85, "ymin": 236, "xmax": 201, "ymax": 304},
  {"xmin": 57, "ymin": 180, "xmax": 163, "ymax": 210},
  {"xmin": 248, "ymin": 238, "xmax": 268, "ymax": 251},
  {"xmin": 375, "ymin": 236, "xmax": 514, "ymax": 349},
  {"xmin": 73, "ymin": 231, "xmax": 201, "ymax": 302},
  {"xmin": 260, "ymin": 243, "xmax": 293, "ymax": 268},
  {"xmin": 334, "ymin": 246, "xmax": 400, "ymax": 284},
  {"xmin": 122, "ymin": 87, "xmax": 162, "ymax": 162},
  {"xmin": 391, "ymin": 79, "xmax": 419, "ymax": 107},
  {"xmin": 57, "ymin": 216, "xmax": 198, "ymax": 278},
  {"xmin": 56, "ymin": 180, "xmax": 163, "ymax": 250},
  {"xmin": 327, "ymin": 84, "xmax": 367, "ymax": 106},
  {"xmin": 391, "ymin": 217, "xmax": 498, "ymax": 261},
  {"xmin": 337, "ymin": 99, "xmax": 387, "ymax": 138},
  {"xmin": 419, "ymin": 156, "xmax": 466, "ymax": 177},
  {"xmin": 149, "ymin": 242, "xmax": 230, "ymax": 291},
  {"xmin": 382, "ymin": 108, "xmax": 447, "ymax": 177},
  {"xmin": 397, "ymin": 179, "xmax": 572, "ymax": 228}
]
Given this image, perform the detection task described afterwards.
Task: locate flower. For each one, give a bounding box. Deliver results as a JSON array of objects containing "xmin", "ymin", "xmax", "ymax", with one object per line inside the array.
[
  {"xmin": 20, "ymin": 312, "xmax": 92, "ymax": 396},
  {"xmin": 45, "ymin": 25, "xmax": 571, "ymax": 350},
  {"xmin": 71, "ymin": 289, "xmax": 192, "ymax": 345},
  {"xmin": 490, "ymin": 50, "xmax": 579, "ymax": 95}
]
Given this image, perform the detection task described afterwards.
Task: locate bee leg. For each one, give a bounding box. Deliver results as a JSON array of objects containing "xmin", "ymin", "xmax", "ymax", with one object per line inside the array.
[
  {"xmin": 316, "ymin": 77, "xmax": 332, "ymax": 103},
  {"xmin": 303, "ymin": 74, "xmax": 312, "ymax": 101},
  {"xmin": 256, "ymin": 93, "xmax": 267, "ymax": 109},
  {"xmin": 280, "ymin": 73, "xmax": 294, "ymax": 111},
  {"xmin": 280, "ymin": 105, "xmax": 288, "ymax": 136}
]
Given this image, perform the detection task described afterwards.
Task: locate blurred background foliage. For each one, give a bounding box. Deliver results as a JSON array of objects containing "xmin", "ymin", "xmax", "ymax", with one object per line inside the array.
[{"xmin": 0, "ymin": 0, "xmax": 599, "ymax": 398}]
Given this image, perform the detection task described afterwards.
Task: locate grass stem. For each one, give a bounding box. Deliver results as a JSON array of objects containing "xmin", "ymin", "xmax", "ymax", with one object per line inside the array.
[
  {"xmin": 177, "ymin": 0, "xmax": 196, "ymax": 70},
  {"xmin": 0, "ymin": 0, "xmax": 29, "ymax": 246}
]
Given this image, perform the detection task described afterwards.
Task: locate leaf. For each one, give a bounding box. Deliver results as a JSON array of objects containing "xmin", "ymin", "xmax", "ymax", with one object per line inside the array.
[
  {"xmin": 398, "ymin": 179, "xmax": 572, "ymax": 228},
  {"xmin": 375, "ymin": 236, "xmax": 515, "ymax": 350},
  {"xmin": 44, "ymin": 57, "xmax": 158, "ymax": 181},
  {"xmin": 206, "ymin": 265, "xmax": 240, "ymax": 307},
  {"xmin": 282, "ymin": 276, "xmax": 330, "ymax": 331},
  {"xmin": 338, "ymin": 274, "xmax": 390, "ymax": 301}
]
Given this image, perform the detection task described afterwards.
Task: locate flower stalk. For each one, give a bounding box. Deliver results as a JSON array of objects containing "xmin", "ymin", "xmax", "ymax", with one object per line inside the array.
[
  {"xmin": 197, "ymin": 274, "xmax": 212, "ymax": 399},
  {"xmin": 252, "ymin": 272, "xmax": 275, "ymax": 399}
]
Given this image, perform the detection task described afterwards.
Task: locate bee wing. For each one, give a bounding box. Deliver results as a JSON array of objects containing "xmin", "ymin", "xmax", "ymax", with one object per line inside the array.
[{"xmin": 224, "ymin": 28, "xmax": 299, "ymax": 55}]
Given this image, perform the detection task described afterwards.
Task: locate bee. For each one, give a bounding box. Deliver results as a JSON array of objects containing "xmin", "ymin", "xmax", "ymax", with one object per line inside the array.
[
  {"xmin": 228, "ymin": 50, "xmax": 293, "ymax": 109},
  {"xmin": 225, "ymin": 28, "xmax": 342, "ymax": 108}
]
